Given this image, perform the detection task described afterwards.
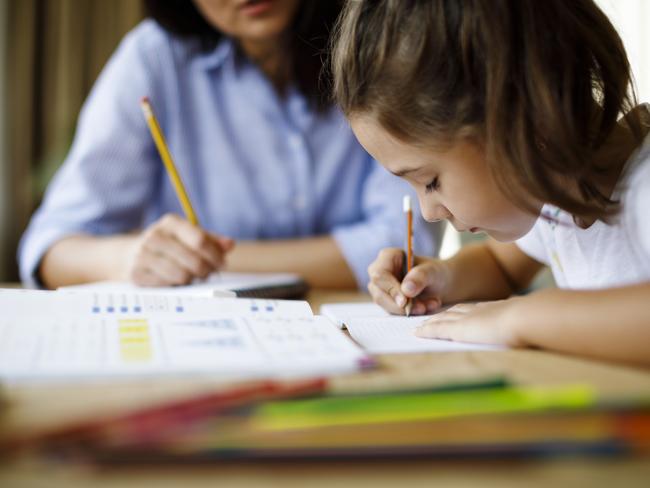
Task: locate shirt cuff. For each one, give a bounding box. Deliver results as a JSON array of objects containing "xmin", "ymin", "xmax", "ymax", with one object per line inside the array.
[
  {"xmin": 18, "ymin": 226, "xmax": 80, "ymax": 288},
  {"xmin": 332, "ymin": 224, "xmax": 395, "ymax": 290}
]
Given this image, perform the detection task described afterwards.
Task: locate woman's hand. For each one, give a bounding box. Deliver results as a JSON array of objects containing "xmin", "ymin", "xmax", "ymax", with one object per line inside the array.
[
  {"xmin": 414, "ymin": 298, "xmax": 525, "ymax": 347},
  {"xmin": 367, "ymin": 248, "xmax": 450, "ymax": 315},
  {"xmin": 125, "ymin": 213, "xmax": 235, "ymax": 286}
]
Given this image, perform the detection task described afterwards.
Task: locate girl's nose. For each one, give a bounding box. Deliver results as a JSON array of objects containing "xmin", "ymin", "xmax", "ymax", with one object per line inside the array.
[{"xmin": 421, "ymin": 203, "xmax": 451, "ymax": 223}]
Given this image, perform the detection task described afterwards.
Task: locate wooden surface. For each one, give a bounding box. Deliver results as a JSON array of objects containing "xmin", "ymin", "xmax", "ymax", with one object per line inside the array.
[{"xmin": 2, "ymin": 289, "xmax": 650, "ymax": 487}]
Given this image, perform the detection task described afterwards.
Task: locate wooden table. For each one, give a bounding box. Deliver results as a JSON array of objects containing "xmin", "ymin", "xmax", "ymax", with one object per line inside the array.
[{"xmin": 2, "ymin": 290, "xmax": 650, "ymax": 487}]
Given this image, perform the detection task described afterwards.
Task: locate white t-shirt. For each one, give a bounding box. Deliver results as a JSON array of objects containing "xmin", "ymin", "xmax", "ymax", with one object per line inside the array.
[{"xmin": 516, "ymin": 130, "xmax": 650, "ymax": 289}]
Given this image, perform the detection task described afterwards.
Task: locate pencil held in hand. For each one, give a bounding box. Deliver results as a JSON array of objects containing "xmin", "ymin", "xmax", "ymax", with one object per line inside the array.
[
  {"xmin": 140, "ymin": 97, "xmax": 199, "ymax": 226},
  {"xmin": 137, "ymin": 98, "xmax": 233, "ymax": 286},
  {"xmin": 403, "ymin": 195, "xmax": 413, "ymax": 316}
]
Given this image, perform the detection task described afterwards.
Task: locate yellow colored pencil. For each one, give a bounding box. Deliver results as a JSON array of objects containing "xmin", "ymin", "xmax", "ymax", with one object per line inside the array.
[{"xmin": 140, "ymin": 97, "xmax": 199, "ymax": 226}]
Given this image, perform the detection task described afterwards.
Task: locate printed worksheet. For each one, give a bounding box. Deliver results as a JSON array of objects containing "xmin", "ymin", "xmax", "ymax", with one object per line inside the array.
[
  {"xmin": 55, "ymin": 290, "xmax": 313, "ymax": 318},
  {"xmin": 0, "ymin": 290, "xmax": 367, "ymax": 382},
  {"xmin": 58, "ymin": 271, "xmax": 305, "ymax": 298}
]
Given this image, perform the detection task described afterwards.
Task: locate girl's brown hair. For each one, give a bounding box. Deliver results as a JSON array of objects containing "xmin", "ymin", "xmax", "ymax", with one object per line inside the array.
[{"xmin": 331, "ymin": 0, "xmax": 643, "ymax": 220}]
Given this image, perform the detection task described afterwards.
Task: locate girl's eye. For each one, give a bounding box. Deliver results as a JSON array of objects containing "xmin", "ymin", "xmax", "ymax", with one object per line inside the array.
[{"xmin": 425, "ymin": 176, "xmax": 440, "ymax": 193}]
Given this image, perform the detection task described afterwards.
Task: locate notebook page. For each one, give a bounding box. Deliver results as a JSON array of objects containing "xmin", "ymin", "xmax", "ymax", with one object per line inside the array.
[
  {"xmin": 56, "ymin": 291, "xmax": 313, "ymax": 318},
  {"xmin": 344, "ymin": 316, "xmax": 503, "ymax": 354},
  {"xmin": 0, "ymin": 291, "xmax": 364, "ymax": 382},
  {"xmin": 320, "ymin": 302, "xmax": 388, "ymax": 329},
  {"xmin": 0, "ymin": 289, "xmax": 313, "ymax": 319},
  {"xmin": 58, "ymin": 272, "xmax": 303, "ymax": 298},
  {"xmin": 0, "ymin": 315, "xmax": 367, "ymax": 382},
  {"xmin": 59, "ymin": 280, "xmax": 232, "ymax": 297}
]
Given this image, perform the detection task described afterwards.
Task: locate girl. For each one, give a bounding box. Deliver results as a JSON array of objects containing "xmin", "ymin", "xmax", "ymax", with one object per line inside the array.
[
  {"xmin": 332, "ymin": 0, "xmax": 650, "ymax": 365},
  {"xmin": 19, "ymin": 0, "xmax": 437, "ymax": 290}
]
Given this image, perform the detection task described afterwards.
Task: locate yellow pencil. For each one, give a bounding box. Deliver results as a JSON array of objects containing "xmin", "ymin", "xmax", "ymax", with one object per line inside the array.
[{"xmin": 140, "ymin": 97, "xmax": 199, "ymax": 226}]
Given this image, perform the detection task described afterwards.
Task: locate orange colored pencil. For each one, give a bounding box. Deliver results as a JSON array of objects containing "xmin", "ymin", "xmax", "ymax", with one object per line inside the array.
[{"xmin": 403, "ymin": 196, "xmax": 413, "ymax": 316}]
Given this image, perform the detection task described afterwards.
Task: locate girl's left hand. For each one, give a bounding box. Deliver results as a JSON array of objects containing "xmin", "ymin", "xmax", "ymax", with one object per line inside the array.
[{"xmin": 414, "ymin": 298, "xmax": 526, "ymax": 347}]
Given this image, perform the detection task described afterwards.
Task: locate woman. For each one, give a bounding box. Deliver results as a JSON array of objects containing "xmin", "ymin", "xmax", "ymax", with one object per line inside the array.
[{"xmin": 19, "ymin": 0, "xmax": 437, "ymax": 289}]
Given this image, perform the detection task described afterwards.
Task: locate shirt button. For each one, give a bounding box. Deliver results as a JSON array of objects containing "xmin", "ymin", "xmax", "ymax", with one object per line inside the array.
[{"xmin": 288, "ymin": 135, "xmax": 302, "ymax": 149}]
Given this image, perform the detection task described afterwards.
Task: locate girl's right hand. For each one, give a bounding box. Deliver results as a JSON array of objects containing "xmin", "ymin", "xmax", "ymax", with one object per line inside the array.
[
  {"xmin": 125, "ymin": 213, "xmax": 235, "ymax": 286},
  {"xmin": 367, "ymin": 248, "xmax": 449, "ymax": 316}
]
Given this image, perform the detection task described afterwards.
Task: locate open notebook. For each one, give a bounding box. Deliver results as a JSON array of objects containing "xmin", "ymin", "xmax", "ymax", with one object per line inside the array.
[
  {"xmin": 58, "ymin": 272, "xmax": 308, "ymax": 299},
  {"xmin": 321, "ymin": 302, "xmax": 503, "ymax": 354},
  {"xmin": 0, "ymin": 290, "xmax": 369, "ymax": 383}
]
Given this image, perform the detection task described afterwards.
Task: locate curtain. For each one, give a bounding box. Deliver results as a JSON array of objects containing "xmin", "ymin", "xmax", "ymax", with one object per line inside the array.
[{"xmin": 1, "ymin": 0, "xmax": 144, "ymax": 281}]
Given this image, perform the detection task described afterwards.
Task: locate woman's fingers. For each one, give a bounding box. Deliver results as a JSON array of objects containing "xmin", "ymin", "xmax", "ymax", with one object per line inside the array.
[
  {"xmin": 128, "ymin": 213, "xmax": 235, "ymax": 286},
  {"xmin": 143, "ymin": 228, "xmax": 212, "ymax": 278},
  {"xmin": 147, "ymin": 252, "xmax": 193, "ymax": 284},
  {"xmin": 158, "ymin": 214, "xmax": 228, "ymax": 269},
  {"xmin": 130, "ymin": 245, "xmax": 190, "ymax": 286}
]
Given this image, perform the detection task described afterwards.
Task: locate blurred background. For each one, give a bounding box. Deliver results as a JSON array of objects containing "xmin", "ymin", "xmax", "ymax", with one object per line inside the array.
[
  {"xmin": 0, "ymin": 0, "xmax": 648, "ymax": 283},
  {"xmin": 0, "ymin": 0, "xmax": 144, "ymax": 282}
]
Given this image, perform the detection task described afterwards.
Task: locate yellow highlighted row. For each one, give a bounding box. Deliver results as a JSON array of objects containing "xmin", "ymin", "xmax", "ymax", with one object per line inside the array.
[{"xmin": 119, "ymin": 319, "xmax": 152, "ymax": 362}]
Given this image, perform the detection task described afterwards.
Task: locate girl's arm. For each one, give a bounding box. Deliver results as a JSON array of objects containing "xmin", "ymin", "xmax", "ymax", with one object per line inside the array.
[
  {"xmin": 417, "ymin": 255, "xmax": 650, "ymax": 366},
  {"xmin": 440, "ymin": 239, "xmax": 544, "ymax": 303},
  {"xmin": 508, "ymin": 285, "xmax": 650, "ymax": 366}
]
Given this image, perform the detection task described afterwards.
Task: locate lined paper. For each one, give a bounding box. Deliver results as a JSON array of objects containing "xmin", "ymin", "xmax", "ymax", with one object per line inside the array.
[
  {"xmin": 320, "ymin": 301, "xmax": 502, "ymax": 354},
  {"xmin": 345, "ymin": 316, "xmax": 502, "ymax": 354}
]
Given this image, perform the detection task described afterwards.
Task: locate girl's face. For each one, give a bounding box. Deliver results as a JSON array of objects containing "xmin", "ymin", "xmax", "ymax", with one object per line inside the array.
[
  {"xmin": 192, "ymin": 0, "xmax": 301, "ymax": 42},
  {"xmin": 351, "ymin": 116, "xmax": 541, "ymax": 242}
]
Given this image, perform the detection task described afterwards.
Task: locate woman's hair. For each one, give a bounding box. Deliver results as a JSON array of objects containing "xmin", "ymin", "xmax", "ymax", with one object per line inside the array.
[
  {"xmin": 144, "ymin": 0, "xmax": 342, "ymax": 110},
  {"xmin": 331, "ymin": 0, "xmax": 643, "ymax": 220}
]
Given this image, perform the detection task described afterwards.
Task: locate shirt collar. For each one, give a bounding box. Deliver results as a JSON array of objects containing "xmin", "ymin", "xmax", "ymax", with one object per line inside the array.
[
  {"xmin": 196, "ymin": 38, "xmax": 236, "ymax": 71},
  {"xmin": 194, "ymin": 36, "xmax": 316, "ymax": 129}
]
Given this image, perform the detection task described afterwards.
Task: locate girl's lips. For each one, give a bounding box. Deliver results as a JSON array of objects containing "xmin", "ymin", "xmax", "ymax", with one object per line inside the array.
[{"xmin": 470, "ymin": 227, "xmax": 480, "ymax": 233}]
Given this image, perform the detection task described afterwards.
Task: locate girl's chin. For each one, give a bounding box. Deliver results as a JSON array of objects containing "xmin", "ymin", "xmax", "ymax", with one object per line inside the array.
[
  {"xmin": 481, "ymin": 216, "xmax": 539, "ymax": 242},
  {"xmin": 484, "ymin": 227, "xmax": 531, "ymax": 242}
]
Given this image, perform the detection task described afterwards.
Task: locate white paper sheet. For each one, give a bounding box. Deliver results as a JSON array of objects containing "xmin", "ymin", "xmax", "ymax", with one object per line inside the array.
[
  {"xmin": 320, "ymin": 301, "xmax": 503, "ymax": 354},
  {"xmin": 56, "ymin": 290, "xmax": 313, "ymax": 318},
  {"xmin": 344, "ymin": 316, "xmax": 502, "ymax": 354},
  {"xmin": 58, "ymin": 272, "xmax": 303, "ymax": 298},
  {"xmin": 0, "ymin": 290, "xmax": 367, "ymax": 383},
  {"xmin": 320, "ymin": 302, "xmax": 388, "ymax": 328}
]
